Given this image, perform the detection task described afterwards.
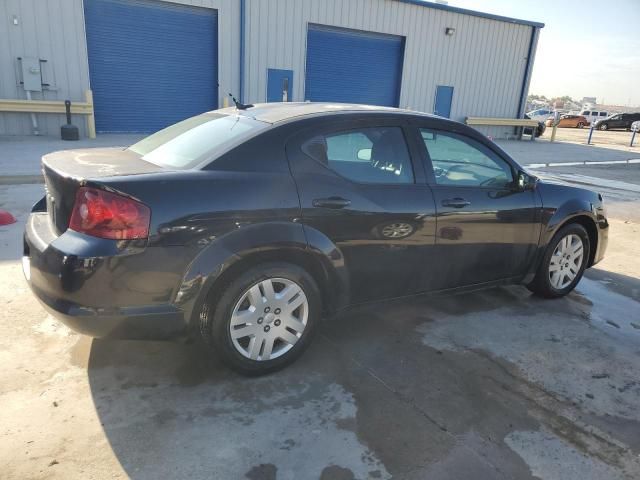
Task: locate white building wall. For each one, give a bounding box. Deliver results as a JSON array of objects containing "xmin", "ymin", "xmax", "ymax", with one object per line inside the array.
[
  {"xmin": 0, "ymin": 0, "xmax": 90, "ymax": 136},
  {"xmin": 0, "ymin": 0, "xmax": 240, "ymax": 136},
  {"xmin": 0, "ymin": 0, "xmax": 539, "ymax": 138},
  {"xmin": 244, "ymin": 0, "xmax": 538, "ymax": 138}
]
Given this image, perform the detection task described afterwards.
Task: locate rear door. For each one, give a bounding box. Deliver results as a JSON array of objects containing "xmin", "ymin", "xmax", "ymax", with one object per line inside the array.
[
  {"xmin": 412, "ymin": 125, "xmax": 540, "ymax": 289},
  {"xmin": 287, "ymin": 116, "xmax": 438, "ymax": 303}
]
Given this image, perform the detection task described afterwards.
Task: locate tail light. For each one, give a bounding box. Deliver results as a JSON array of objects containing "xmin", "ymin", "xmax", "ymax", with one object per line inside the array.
[{"xmin": 69, "ymin": 187, "xmax": 150, "ymax": 240}]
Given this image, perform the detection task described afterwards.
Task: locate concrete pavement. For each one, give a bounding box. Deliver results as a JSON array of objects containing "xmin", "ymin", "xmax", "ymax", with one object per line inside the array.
[
  {"xmin": 1, "ymin": 178, "xmax": 640, "ymax": 479},
  {"xmin": 1, "ymin": 128, "xmax": 640, "ymax": 479}
]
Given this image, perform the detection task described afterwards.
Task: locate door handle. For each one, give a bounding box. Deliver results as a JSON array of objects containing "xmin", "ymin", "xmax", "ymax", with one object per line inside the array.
[
  {"xmin": 442, "ymin": 198, "xmax": 471, "ymax": 208},
  {"xmin": 312, "ymin": 196, "xmax": 351, "ymax": 209}
]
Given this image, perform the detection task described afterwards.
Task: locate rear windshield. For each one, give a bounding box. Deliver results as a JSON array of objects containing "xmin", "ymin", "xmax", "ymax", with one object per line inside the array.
[{"xmin": 128, "ymin": 113, "xmax": 268, "ymax": 169}]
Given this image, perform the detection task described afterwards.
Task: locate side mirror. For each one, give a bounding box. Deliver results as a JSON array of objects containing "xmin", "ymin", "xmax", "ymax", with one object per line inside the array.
[{"xmin": 516, "ymin": 171, "xmax": 538, "ymax": 191}]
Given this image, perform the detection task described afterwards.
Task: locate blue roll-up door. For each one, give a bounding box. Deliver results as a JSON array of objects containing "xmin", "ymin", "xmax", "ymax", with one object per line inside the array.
[
  {"xmin": 84, "ymin": 0, "xmax": 218, "ymax": 133},
  {"xmin": 305, "ymin": 24, "xmax": 405, "ymax": 107}
]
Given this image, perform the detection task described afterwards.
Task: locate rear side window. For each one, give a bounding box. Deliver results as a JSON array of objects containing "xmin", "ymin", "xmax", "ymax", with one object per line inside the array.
[
  {"xmin": 128, "ymin": 113, "xmax": 268, "ymax": 169},
  {"xmin": 600, "ymin": 112, "xmax": 608, "ymax": 117},
  {"xmin": 420, "ymin": 129, "xmax": 513, "ymax": 188},
  {"xmin": 583, "ymin": 111, "xmax": 591, "ymax": 115},
  {"xmin": 302, "ymin": 127, "xmax": 414, "ymax": 184}
]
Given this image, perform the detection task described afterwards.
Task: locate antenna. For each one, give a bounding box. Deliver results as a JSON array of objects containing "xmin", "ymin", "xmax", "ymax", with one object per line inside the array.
[
  {"xmin": 229, "ymin": 93, "xmax": 254, "ymax": 110},
  {"xmin": 217, "ymin": 83, "xmax": 254, "ymax": 110}
]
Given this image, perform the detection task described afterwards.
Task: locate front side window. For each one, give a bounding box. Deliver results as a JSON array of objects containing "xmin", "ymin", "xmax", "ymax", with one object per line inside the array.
[
  {"xmin": 583, "ymin": 111, "xmax": 591, "ymax": 116},
  {"xmin": 600, "ymin": 112, "xmax": 608, "ymax": 117},
  {"xmin": 302, "ymin": 127, "xmax": 414, "ymax": 184},
  {"xmin": 420, "ymin": 129, "xmax": 514, "ymax": 188}
]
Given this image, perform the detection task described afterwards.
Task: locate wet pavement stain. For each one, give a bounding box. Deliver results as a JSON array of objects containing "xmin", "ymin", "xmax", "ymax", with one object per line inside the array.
[
  {"xmin": 319, "ymin": 465, "xmax": 355, "ymax": 480},
  {"xmin": 245, "ymin": 463, "xmax": 277, "ymax": 480}
]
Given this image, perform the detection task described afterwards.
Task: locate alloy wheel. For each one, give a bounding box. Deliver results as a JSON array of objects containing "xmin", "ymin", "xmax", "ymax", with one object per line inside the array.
[
  {"xmin": 229, "ymin": 278, "xmax": 308, "ymax": 361},
  {"xmin": 549, "ymin": 234, "xmax": 584, "ymax": 290}
]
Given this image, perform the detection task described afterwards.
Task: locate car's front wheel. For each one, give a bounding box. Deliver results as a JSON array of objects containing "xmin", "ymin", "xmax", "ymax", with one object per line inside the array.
[
  {"xmin": 527, "ymin": 224, "xmax": 590, "ymax": 298},
  {"xmin": 599, "ymin": 123, "xmax": 608, "ymax": 131},
  {"xmin": 200, "ymin": 262, "xmax": 321, "ymax": 375}
]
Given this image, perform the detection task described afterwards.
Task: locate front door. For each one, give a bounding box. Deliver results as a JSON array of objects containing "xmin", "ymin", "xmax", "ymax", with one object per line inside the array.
[
  {"xmin": 415, "ymin": 127, "xmax": 540, "ymax": 289},
  {"xmin": 267, "ymin": 69, "xmax": 293, "ymax": 102},
  {"xmin": 287, "ymin": 118, "xmax": 437, "ymax": 303}
]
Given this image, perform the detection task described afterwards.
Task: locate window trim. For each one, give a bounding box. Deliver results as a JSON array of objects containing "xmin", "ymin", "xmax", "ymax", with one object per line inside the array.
[
  {"xmin": 299, "ymin": 124, "xmax": 418, "ymax": 186},
  {"xmin": 415, "ymin": 127, "xmax": 518, "ymax": 190}
]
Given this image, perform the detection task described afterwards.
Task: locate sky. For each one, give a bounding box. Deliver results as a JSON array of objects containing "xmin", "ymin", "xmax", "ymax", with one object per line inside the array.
[{"xmin": 447, "ymin": 0, "xmax": 640, "ymax": 106}]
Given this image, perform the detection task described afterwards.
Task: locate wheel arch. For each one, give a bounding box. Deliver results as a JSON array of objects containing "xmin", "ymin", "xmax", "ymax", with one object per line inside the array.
[
  {"xmin": 176, "ymin": 223, "xmax": 348, "ymax": 334},
  {"xmin": 556, "ymin": 214, "xmax": 598, "ymax": 267}
]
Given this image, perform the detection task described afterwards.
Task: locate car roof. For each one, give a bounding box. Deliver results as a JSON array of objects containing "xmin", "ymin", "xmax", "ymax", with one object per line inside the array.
[{"xmin": 216, "ymin": 102, "xmax": 435, "ymax": 124}]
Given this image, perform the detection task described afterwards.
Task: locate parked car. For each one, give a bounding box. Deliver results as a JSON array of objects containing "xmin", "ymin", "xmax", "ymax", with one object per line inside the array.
[
  {"xmin": 23, "ymin": 103, "xmax": 609, "ymax": 374},
  {"xmin": 594, "ymin": 112, "xmax": 640, "ymax": 131},
  {"xmin": 523, "ymin": 114, "xmax": 546, "ymax": 137},
  {"xmin": 525, "ymin": 108, "xmax": 554, "ymax": 123},
  {"xmin": 545, "ymin": 114, "xmax": 588, "ymax": 128},
  {"xmin": 578, "ymin": 110, "xmax": 610, "ymax": 125}
]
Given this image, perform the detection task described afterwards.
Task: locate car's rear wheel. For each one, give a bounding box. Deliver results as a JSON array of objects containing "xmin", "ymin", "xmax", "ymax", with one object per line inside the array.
[
  {"xmin": 527, "ymin": 224, "xmax": 590, "ymax": 298},
  {"xmin": 200, "ymin": 262, "xmax": 321, "ymax": 375},
  {"xmin": 577, "ymin": 122, "xmax": 585, "ymax": 128}
]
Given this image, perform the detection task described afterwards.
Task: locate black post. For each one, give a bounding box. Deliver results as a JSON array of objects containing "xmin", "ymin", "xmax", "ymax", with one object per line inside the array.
[
  {"xmin": 65, "ymin": 100, "xmax": 72, "ymax": 125},
  {"xmin": 61, "ymin": 100, "xmax": 79, "ymax": 141}
]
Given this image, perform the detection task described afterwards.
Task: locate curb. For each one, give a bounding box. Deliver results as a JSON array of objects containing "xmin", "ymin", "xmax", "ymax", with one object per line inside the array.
[
  {"xmin": 0, "ymin": 175, "xmax": 44, "ymax": 185},
  {"xmin": 527, "ymin": 159, "xmax": 640, "ymax": 169}
]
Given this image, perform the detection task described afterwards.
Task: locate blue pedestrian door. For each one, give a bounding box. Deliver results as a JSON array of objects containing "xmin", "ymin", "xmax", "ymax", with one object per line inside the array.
[
  {"xmin": 434, "ymin": 86, "xmax": 454, "ymax": 118},
  {"xmin": 267, "ymin": 69, "xmax": 293, "ymax": 102},
  {"xmin": 305, "ymin": 24, "xmax": 405, "ymax": 107},
  {"xmin": 84, "ymin": 0, "xmax": 218, "ymax": 133}
]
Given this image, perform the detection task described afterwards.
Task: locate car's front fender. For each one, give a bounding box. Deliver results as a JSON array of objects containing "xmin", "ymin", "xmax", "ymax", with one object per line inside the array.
[{"xmin": 522, "ymin": 184, "xmax": 605, "ymax": 283}]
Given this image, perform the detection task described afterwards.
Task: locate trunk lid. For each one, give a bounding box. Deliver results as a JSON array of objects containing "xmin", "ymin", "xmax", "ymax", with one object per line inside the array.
[{"xmin": 42, "ymin": 147, "xmax": 165, "ymax": 234}]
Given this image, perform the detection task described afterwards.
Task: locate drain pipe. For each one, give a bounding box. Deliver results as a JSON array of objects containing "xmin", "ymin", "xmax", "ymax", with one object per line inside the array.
[{"xmin": 239, "ymin": 0, "xmax": 246, "ymax": 104}]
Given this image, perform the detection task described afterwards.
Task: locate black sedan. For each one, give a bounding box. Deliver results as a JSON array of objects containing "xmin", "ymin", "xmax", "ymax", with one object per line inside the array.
[
  {"xmin": 595, "ymin": 112, "xmax": 640, "ymax": 131},
  {"xmin": 23, "ymin": 103, "xmax": 609, "ymax": 374}
]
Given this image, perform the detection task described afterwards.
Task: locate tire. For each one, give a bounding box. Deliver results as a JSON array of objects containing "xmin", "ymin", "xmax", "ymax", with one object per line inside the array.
[
  {"xmin": 200, "ymin": 262, "xmax": 321, "ymax": 375},
  {"xmin": 577, "ymin": 122, "xmax": 585, "ymax": 128},
  {"xmin": 599, "ymin": 123, "xmax": 608, "ymax": 131},
  {"xmin": 527, "ymin": 223, "xmax": 590, "ymax": 298}
]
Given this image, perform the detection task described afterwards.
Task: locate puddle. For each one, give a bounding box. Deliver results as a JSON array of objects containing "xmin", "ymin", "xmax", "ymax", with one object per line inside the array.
[
  {"xmin": 418, "ymin": 279, "xmax": 640, "ymax": 422},
  {"xmin": 505, "ymin": 429, "xmax": 626, "ymax": 480}
]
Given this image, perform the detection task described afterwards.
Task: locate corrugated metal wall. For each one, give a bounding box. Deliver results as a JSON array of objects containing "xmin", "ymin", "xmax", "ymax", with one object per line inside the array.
[
  {"xmin": 1, "ymin": 0, "xmax": 538, "ymax": 138},
  {"xmin": 0, "ymin": 0, "xmax": 240, "ymax": 136},
  {"xmin": 244, "ymin": 0, "xmax": 537, "ymax": 138},
  {"xmin": 0, "ymin": 0, "xmax": 90, "ymax": 136}
]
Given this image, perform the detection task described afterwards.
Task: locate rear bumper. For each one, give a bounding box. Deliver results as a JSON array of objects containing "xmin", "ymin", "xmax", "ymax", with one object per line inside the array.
[
  {"xmin": 23, "ymin": 212, "xmax": 188, "ymax": 340},
  {"xmin": 28, "ymin": 281, "xmax": 186, "ymax": 339}
]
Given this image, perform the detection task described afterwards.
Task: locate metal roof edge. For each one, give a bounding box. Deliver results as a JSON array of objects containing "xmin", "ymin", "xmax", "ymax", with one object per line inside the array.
[{"xmin": 395, "ymin": 0, "xmax": 545, "ymax": 29}]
